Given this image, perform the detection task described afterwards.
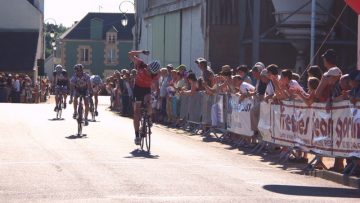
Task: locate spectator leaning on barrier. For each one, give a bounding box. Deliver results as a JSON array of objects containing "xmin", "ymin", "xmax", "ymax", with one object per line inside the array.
[
  {"xmin": 347, "ymin": 69, "xmax": 360, "ymax": 104},
  {"xmin": 315, "ymin": 49, "xmax": 344, "ymax": 172},
  {"xmin": 195, "ymin": 57, "xmax": 214, "ymax": 87},
  {"xmin": 294, "ymin": 77, "xmax": 320, "ymax": 106},
  {"xmin": 180, "ymin": 72, "xmax": 198, "ymax": 95},
  {"xmin": 307, "ymin": 65, "xmax": 323, "ymax": 80},
  {"xmin": 315, "ymin": 49, "xmax": 342, "ymax": 103},
  {"xmin": 264, "ymin": 64, "xmax": 279, "ymax": 102},
  {"xmin": 251, "ymin": 62, "xmax": 267, "ymax": 90},
  {"xmin": 274, "ymin": 69, "xmax": 306, "ymax": 101},
  {"xmin": 232, "ymin": 75, "xmax": 255, "ymax": 97},
  {"xmin": 236, "ymin": 64, "xmax": 252, "ymax": 84}
]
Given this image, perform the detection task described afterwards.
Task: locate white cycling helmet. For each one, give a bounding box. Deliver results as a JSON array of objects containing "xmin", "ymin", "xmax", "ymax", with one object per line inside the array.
[
  {"xmin": 55, "ymin": 65, "xmax": 63, "ymax": 72},
  {"xmin": 148, "ymin": 60, "xmax": 161, "ymax": 74},
  {"xmin": 90, "ymin": 75, "xmax": 102, "ymax": 85}
]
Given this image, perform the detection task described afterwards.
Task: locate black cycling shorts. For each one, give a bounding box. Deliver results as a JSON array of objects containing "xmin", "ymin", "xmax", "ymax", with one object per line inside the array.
[{"xmin": 133, "ymin": 85, "xmax": 151, "ymax": 103}]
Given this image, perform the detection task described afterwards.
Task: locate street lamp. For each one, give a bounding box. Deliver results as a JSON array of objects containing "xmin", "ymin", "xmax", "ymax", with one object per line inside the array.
[
  {"xmin": 118, "ymin": 1, "xmax": 137, "ymax": 48},
  {"xmin": 45, "ymin": 18, "xmax": 57, "ymax": 50}
]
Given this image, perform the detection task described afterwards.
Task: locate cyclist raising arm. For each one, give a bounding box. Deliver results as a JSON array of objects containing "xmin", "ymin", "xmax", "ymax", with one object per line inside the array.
[
  {"xmin": 69, "ymin": 64, "xmax": 92, "ymax": 126},
  {"xmin": 129, "ymin": 50, "xmax": 161, "ymax": 145}
]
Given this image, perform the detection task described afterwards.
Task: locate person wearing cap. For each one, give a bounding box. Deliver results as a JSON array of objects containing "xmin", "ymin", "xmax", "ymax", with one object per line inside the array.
[
  {"xmin": 195, "ymin": 57, "xmax": 214, "ymax": 87},
  {"xmin": 176, "ymin": 64, "xmax": 187, "ymax": 77}
]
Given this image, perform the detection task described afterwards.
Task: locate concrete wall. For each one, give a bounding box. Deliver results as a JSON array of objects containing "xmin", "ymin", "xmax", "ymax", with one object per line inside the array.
[
  {"xmin": 181, "ymin": 5, "xmax": 205, "ymax": 77},
  {"xmin": 137, "ymin": 2, "xmax": 205, "ymax": 77},
  {"xmin": 0, "ymin": 0, "xmax": 42, "ymax": 30}
]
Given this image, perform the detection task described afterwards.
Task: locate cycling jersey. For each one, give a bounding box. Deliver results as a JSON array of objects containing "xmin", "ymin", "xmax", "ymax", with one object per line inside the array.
[
  {"xmin": 70, "ymin": 73, "xmax": 91, "ymax": 97},
  {"xmin": 53, "ymin": 70, "xmax": 68, "ymax": 86},
  {"xmin": 134, "ymin": 60, "xmax": 158, "ymax": 88},
  {"xmin": 90, "ymin": 75, "xmax": 102, "ymax": 94}
]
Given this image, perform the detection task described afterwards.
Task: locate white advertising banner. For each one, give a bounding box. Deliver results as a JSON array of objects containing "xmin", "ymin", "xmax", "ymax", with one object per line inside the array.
[
  {"xmin": 258, "ymin": 100, "xmax": 360, "ymax": 158},
  {"xmin": 227, "ymin": 94, "xmax": 254, "ymax": 137},
  {"xmin": 258, "ymin": 102, "xmax": 273, "ymax": 143},
  {"xmin": 331, "ymin": 101, "xmax": 360, "ymax": 158}
]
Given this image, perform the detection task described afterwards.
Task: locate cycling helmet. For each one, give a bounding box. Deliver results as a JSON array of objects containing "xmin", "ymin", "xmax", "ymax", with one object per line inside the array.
[
  {"xmin": 55, "ymin": 65, "xmax": 63, "ymax": 72},
  {"xmin": 74, "ymin": 64, "xmax": 83, "ymax": 71},
  {"xmin": 90, "ymin": 75, "xmax": 102, "ymax": 85},
  {"xmin": 148, "ymin": 60, "xmax": 161, "ymax": 74}
]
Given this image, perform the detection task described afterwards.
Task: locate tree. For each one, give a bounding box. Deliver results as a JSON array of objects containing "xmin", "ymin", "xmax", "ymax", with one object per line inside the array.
[{"xmin": 45, "ymin": 23, "xmax": 68, "ymax": 58}]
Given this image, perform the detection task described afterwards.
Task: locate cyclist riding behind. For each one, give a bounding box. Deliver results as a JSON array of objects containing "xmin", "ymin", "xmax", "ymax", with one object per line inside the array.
[
  {"xmin": 52, "ymin": 65, "xmax": 69, "ymax": 111},
  {"xmin": 69, "ymin": 64, "xmax": 92, "ymax": 126},
  {"xmin": 128, "ymin": 50, "xmax": 161, "ymax": 145},
  {"xmin": 90, "ymin": 75, "xmax": 103, "ymax": 116}
]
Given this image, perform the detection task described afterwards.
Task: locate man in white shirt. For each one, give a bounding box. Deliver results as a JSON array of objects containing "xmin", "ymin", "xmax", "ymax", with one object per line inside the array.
[
  {"xmin": 232, "ymin": 75, "xmax": 255, "ymax": 100},
  {"xmin": 277, "ymin": 69, "xmax": 306, "ymax": 100}
]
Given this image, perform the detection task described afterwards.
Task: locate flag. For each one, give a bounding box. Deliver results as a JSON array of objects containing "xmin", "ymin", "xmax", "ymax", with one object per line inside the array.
[{"xmin": 345, "ymin": 0, "xmax": 360, "ymax": 14}]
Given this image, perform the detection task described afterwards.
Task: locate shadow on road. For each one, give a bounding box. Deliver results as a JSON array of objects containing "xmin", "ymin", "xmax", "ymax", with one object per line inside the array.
[
  {"xmin": 48, "ymin": 118, "xmax": 65, "ymax": 121},
  {"xmin": 65, "ymin": 134, "xmax": 88, "ymax": 139},
  {"xmin": 124, "ymin": 149, "xmax": 160, "ymax": 159},
  {"xmin": 263, "ymin": 184, "xmax": 360, "ymax": 198}
]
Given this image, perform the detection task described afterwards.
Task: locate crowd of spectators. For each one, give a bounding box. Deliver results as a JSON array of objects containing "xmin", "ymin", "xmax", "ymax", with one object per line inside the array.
[
  {"xmin": 105, "ymin": 48, "xmax": 358, "ymax": 174},
  {"xmin": 0, "ymin": 73, "xmax": 50, "ymax": 103}
]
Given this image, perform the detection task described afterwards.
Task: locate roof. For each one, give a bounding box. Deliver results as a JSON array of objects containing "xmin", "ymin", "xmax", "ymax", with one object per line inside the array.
[
  {"xmin": 63, "ymin": 13, "xmax": 135, "ymax": 40},
  {"xmin": 0, "ymin": 31, "xmax": 38, "ymax": 72}
]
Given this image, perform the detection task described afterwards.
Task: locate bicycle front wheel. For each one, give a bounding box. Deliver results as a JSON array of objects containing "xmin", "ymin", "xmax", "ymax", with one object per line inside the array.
[
  {"xmin": 140, "ymin": 116, "xmax": 151, "ymax": 152},
  {"xmin": 77, "ymin": 106, "xmax": 83, "ymax": 136}
]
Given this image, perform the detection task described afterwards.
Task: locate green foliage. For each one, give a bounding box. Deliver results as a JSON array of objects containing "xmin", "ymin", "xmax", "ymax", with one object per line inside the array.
[{"xmin": 45, "ymin": 23, "xmax": 68, "ymax": 58}]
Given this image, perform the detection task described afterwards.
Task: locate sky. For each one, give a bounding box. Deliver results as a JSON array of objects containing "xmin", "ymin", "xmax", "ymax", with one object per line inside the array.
[{"xmin": 44, "ymin": 0, "xmax": 135, "ymax": 27}]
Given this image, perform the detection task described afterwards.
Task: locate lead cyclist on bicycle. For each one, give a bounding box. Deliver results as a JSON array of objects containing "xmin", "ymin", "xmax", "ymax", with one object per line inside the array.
[
  {"xmin": 128, "ymin": 50, "xmax": 161, "ymax": 145},
  {"xmin": 52, "ymin": 65, "xmax": 69, "ymax": 111},
  {"xmin": 69, "ymin": 64, "xmax": 92, "ymax": 126}
]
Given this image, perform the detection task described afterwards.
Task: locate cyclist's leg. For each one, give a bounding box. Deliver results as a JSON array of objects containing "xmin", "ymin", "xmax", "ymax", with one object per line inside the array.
[
  {"xmin": 84, "ymin": 95, "xmax": 90, "ymax": 122},
  {"xmin": 63, "ymin": 86, "xmax": 68, "ymax": 108},
  {"xmin": 133, "ymin": 100, "xmax": 141, "ymax": 144},
  {"xmin": 54, "ymin": 86, "xmax": 60, "ymax": 110},
  {"xmin": 73, "ymin": 92, "xmax": 78, "ymax": 118},
  {"xmin": 144, "ymin": 94, "xmax": 152, "ymax": 116},
  {"xmin": 94, "ymin": 93, "xmax": 99, "ymax": 114},
  {"xmin": 133, "ymin": 101, "xmax": 141, "ymax": 132}
]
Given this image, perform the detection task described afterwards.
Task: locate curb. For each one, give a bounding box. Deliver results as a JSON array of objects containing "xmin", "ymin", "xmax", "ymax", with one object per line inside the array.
[{"xmin": 309, "ymin": 170, "xmax": 360, "ymax": 189}]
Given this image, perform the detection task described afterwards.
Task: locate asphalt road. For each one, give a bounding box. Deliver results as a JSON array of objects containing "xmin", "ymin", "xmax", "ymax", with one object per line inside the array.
[{"xmin": 0, "ymin": 96, "xmax": 359, "ymax": 202}]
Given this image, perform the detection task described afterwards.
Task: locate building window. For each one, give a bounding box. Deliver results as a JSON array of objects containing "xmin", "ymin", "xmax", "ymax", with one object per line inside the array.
[
  {"xmin": 81, "ymin": 48, "xmax": 89, "ymax": 62},
  {"xmin": 77, "ymin": 46, "xmax": 92, "ymax": 65},
  {"xmin": 107, "ymin": 34, "xmax": 117, "ymax": 44},
  {"xmin": 107, "ymin": 49, "xmax": 115, "ymax": 63}
]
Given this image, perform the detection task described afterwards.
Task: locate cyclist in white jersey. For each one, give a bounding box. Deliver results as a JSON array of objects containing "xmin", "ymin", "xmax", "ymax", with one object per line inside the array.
[
  {"xmin": 52, "ymin": 65, "xmax": 69, "ymax": 111},
  {"xmin": 69, "ymin": 64, "xmax": 92, "ymax": 126}
]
